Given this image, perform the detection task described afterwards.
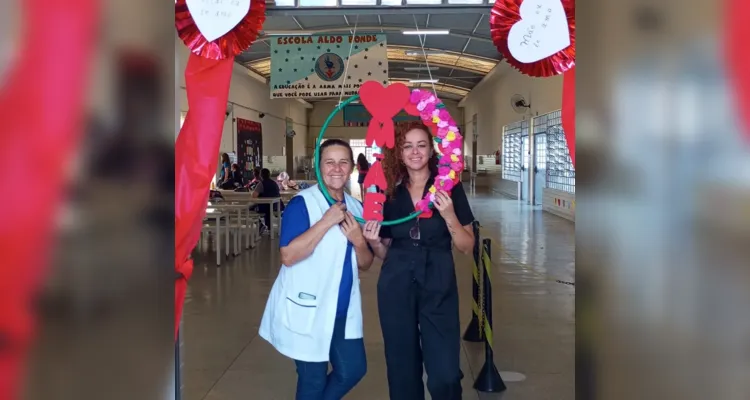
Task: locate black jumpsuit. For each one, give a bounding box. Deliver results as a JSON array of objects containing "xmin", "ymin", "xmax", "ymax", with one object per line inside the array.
[{"xmin": 378, "ymin": 181, "xmax": 475, "ymax": 400}]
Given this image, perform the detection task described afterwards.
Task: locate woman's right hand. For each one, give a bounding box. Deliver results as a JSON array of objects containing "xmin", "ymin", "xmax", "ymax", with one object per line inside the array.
[
  {"xmin": 322, "ymin": 203, "xmax": 347, "ymax": 227},
  {"xmin": 362, "ymin": 220, "xmax": 382, "ymax": 243}
]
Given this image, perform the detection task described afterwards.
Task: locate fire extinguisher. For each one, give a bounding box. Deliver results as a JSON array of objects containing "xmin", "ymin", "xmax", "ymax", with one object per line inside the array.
[{"xmin": 495, "ymin": 150, "xmax": 501, "ymax": 165}]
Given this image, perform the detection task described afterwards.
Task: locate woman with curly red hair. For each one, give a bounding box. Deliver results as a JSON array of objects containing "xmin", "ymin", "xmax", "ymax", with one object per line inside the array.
[{"xmin": 362, "ymin": 121, "xmax": 475, "ymax": 400}]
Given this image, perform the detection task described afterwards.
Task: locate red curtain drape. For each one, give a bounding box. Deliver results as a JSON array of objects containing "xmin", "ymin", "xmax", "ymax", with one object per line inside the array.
[
  {"xmin": 174, "ymin": 54, "xmax": 234, "ymax": 339},
  {"xmin": 726, "ymin": 0, "xmax": 749, "ymax": 141},
  {"xmin": 0, "ymin": 0, "xmax": 98, "ymax": 397},
  {"xmin": 561, "ymin": 67, "xmax": 576, "ymax": 167}
]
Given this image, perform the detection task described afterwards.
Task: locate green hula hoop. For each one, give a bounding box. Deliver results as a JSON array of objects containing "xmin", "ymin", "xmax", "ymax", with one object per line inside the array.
[{"xmin": 314, "ymin": 94, "xmax": 422, "ymax": 226}]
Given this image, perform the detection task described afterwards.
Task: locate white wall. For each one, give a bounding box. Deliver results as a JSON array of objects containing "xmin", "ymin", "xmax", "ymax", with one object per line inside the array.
[
  {"xmin": 543, "ymin": 188, "xmax": 575, "ymax": 221},
  {"xmin": 460, "ymin": 63, "xmax": 563, "ymax": 159},
  {"xmin": 176, "ymin": 43, "xmax": 309, "ymax": 168},
  {"xmin": 308, "ymin": 99, "xmax": 464, "ymax": 148}
]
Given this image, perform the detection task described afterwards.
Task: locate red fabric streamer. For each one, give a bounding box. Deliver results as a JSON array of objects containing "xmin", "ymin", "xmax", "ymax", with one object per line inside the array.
[
  {"xmin": 726, "ymin": 0, "xmax": 750, "ymax": 141},
  {"xmin": 561, "ymin": 67, "xmax": 576, "ymax": 167},
  {"xmin": 175, "ymin": 55, "xmax": 234, "ymax": 339},
  {"xmin": 0, "ymin": 0, "xmax": 98, "ymax": 397}
]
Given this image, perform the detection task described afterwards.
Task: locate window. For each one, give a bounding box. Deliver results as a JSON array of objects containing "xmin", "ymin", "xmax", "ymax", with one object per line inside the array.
[
  {"xmin": 341, "ymin": 0, "xmax": 377, "ymax": 4},
  {"xmin": 447, "ymin": 0, "xmax": 484, "ymax": 3},
  {"xmin": 539, "ymin": 110, "xmax": 575, "ymax": 193},
  {"xmin": 405, "ymin": 0, "xmax": 442, "ymax": 4},
  {"xmin": 298, "ymin": 0, "xmax": 337, "ymax": 6},
  {"xmin": 502, "ymin": 120, "xmax": 525, "ymax": 182},
  {"xmin": 273, "ymin": 0, "xmax": 295, "ymax": 5},
  {"xmin": 381, "ymin": 0, "xmax": 402, "ymax": 4}
]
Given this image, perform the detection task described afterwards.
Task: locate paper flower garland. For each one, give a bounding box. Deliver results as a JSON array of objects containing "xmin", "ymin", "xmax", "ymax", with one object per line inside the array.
[
  {"xmin": 409, "ymin": 89, "xmax": 465, "ymax": 215},
  {"xmin": 314, "ymin": 82, "xmax": 465, "ymax": 226}
]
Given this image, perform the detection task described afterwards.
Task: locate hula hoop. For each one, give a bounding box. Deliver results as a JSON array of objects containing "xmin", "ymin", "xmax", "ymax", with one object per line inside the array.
[{"xmin": 314, "ymin": 94, "xmax": 422, "ymax": 226}]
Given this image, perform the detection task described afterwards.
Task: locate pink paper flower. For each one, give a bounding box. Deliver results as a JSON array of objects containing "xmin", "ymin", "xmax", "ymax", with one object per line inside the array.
[
  {"xmin": 442, "ymin": 178, "xmax": 455, "ymax": 191},
  {"xmin": 438, "ymin": 166, "xmax": 451, "ymax": 176},
  {"xmin": 415, "ymin": 198, "xmax": 430, "ymax": 212},
  {"xmin": 437, "ymin": 126, "xmax": 449, "ymax": 138},
  {"xmin": 410, "ymin": 90, "xmax": 423, "ymax": 103}
]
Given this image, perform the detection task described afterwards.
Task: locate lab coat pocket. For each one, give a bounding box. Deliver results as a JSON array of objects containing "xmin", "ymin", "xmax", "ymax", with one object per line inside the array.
[{"xmin": 283, "ymin": 295, "xmax": 318, "ymax": 335}]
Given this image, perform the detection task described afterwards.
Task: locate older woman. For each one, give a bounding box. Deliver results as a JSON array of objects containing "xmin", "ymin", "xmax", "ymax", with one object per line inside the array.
[{"xmin": 260, "ymin": 139, "xmax": 374, "ymax": 399}]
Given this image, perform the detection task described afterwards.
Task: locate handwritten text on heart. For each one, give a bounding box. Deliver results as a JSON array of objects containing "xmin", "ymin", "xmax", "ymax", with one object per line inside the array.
[
  {"xmin": 507, "ymin": 0, "xmax": 570, "ymax": 63},
  {"xmin": 186, "ymin": 0, "xmax": 250, "ymax": 42}
]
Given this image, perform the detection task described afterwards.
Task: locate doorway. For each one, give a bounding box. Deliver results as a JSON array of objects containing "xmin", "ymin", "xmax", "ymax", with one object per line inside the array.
[
  {"xmin": 534, "ymin": 133, "xmax": 547, "ymax": 205},
  {"xmin": 520, "ymin": 136, "xmax": 530, "ymax": 201},
  {"xmin": 349, "ymin": 139, "xmax": 380, "ymax": 200}
]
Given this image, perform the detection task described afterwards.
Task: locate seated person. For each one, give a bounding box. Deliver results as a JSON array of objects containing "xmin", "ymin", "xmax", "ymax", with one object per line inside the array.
[
  {"xmin": 252, "ymin": 168, "xmax": 283, "ymax": 231},
  {"xmin": 276, "ymin": 171, "xmax": 299, "ymax": 191},
  {"xmin": 230, "ymin": 163, "xmax": 244, "ymax": 188},
  {"xmin": 244, "ymin": 167, "xmax": 262, "ymax": 191}
]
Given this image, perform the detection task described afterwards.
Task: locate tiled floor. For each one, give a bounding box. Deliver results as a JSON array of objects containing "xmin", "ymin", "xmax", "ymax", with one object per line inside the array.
[{"xmin": 182, "ymin": 192, "xmax": 575, "ymax": 400}]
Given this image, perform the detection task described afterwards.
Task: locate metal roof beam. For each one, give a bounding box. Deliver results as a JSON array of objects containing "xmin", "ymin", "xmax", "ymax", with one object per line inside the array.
[
  {"xmin": 259, "ymin": 25, "xmax": 493, "ymax": 43},
  {"xmin": 265, "ymin": 5, "xmax": 492, "ymax": 17},
  {"xmin": 246, "ymin": 57, "xmax": 492, "ymax": 76}
]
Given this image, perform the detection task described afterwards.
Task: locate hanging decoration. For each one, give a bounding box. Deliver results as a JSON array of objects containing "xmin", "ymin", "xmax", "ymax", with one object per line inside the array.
[
  {"xmin": 176, "ymin": 0, "xmax": 266, "ymax": 60},
  {"xmin": 0, "ymin": 0, "xmax": 98, "ymax": 397},
  {"xmin": 315, "ymin": 82, "xmax": 464, "ymax": 225},
  {"xmin": 489, "ymin": 0, "xmax": 575, "ymax": 77},
  {"xmin": 174, "ymin": 0, "xmax": 266, "ymax": 339},
  {"xmin": 561, "ymin": 67, "xmax": 575, "ymax": 167},
  {"xmin": 725, "ymin": 0, "xmax": 749, "ymax": 141}
]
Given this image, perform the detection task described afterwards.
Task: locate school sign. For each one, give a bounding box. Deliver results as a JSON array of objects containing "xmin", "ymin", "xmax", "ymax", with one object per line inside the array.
[{"xmin": 269, "ymin": 34, "xmax": 388, "ymax": 99}]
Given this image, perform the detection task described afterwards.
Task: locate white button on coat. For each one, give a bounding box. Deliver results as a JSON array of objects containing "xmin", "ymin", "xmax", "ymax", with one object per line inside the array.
[{"xmin": 259, "ymin": 186, "xmax": 365, "ymax": 362}]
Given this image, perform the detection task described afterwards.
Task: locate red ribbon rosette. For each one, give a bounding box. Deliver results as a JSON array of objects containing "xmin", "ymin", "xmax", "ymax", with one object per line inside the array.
[
  {"xmin": 175, "ymin": 0, "xmax": 266, "ymax": 60},
  {"xmin": 489, "ymin": 0, "xmax": 575, "ymax": 77}
]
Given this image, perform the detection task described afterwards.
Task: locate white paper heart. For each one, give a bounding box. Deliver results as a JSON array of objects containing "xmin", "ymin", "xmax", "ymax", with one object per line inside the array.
[
  {"xmin": 507, "ymin": 0, "xmax": 570, "ymax": 63},
  {"xmin": 186, "ymin": 0, "xmax": 250, "ymax": 42}
]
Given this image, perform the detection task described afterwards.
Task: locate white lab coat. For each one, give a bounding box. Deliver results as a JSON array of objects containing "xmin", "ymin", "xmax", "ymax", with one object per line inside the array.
[{"xmin": 259, "ymin": 186, "xmax": 364, "ymax": 362}]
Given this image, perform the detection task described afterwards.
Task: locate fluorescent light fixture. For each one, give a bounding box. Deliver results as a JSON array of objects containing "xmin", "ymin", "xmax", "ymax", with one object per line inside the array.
[
  {"xmin": 402, "ymin": 29, "xmax": 450, "ymax": 35},
  {"xmin": 404, "ymin": 66, "xmax": 440, "ymax": 72},
  {"xmin": 405, "ymin": 50, "xmax": 446, "ymax": 56},
  {"xmin": 409, "ymin": 79, "xmax": 439, "ymax": 83},
  {"xmin": 263, "ymin": 31, "xmax": 315, "ymax": 36}
]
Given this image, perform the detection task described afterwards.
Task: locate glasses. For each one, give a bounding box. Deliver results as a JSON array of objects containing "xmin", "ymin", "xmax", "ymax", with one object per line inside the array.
[{"xmin": 409, "ymin": 218, "xmax": 420, "ymax": 240}]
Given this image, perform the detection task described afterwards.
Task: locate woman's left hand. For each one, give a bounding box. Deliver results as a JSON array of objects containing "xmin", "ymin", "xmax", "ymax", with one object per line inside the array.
[
  {"xmin": 340, "ymin": 212, "xmax": 366, "ymax": 247},
  {"xmin": 433, "ymin": 190, "xmax": 456, "ymax": 219}
]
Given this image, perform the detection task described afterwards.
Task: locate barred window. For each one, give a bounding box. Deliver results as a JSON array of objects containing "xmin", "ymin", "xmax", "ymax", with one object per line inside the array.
[{"xmin": 538, "ymin": 110, "xmax": 575, "ymax": 193}]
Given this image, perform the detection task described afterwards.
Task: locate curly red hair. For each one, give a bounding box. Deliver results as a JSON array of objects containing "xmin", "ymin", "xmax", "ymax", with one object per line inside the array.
[{"xmin": 381, "ymin": 121, "xmax": 440, "ymax": 198}]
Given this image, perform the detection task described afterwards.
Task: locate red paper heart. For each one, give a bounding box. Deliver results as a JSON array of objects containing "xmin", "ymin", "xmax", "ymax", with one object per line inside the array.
[
  {"xmin": 726, "ymin": 0, "xmax": 750, "ymax": 141},
  {"xmin": 360, "ymin": 81, "xmax": 410, "ymax": 119},
  {"xmin": 175, "ymin": 0, "xmax": 266, "ymax": 60},
  {"xmin": 360, "ymin": 82, "xmax": 410, "ymax": 149},
  {"xmin": 489, "ymin": 0, "xmax": 576, "ymax": 77}
]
